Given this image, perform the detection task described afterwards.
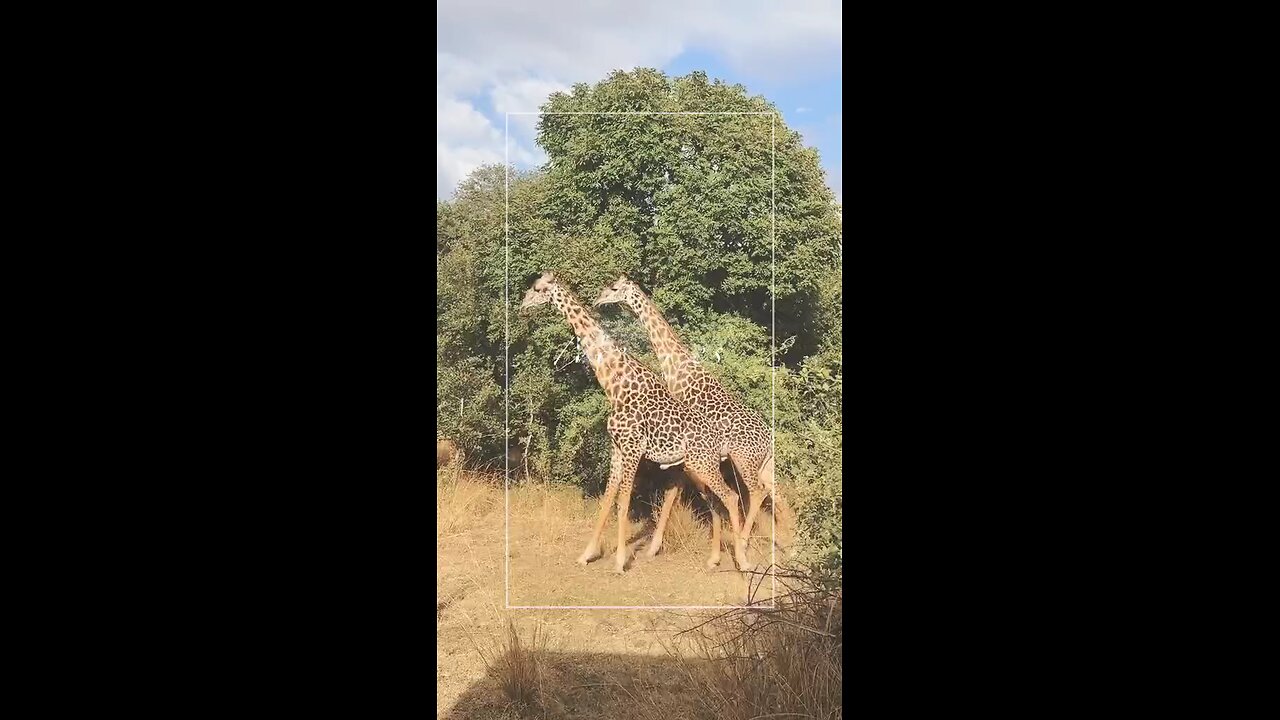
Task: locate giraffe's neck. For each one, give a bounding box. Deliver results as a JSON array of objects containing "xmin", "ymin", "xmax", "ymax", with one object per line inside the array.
[
  {"xmin": 550, "ymin": 284, "xmax": 624, "ymax": 392},
  {"xmin": 628, "ymin": 291, "xmax": 696, "ymax": 383}
]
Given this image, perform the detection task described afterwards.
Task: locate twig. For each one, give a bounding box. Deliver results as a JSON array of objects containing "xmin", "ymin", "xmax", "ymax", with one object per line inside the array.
[
  {"xmin": 768, "ymin": 617, "xmax": 838, "ymax": 639},
  {"xmin": 674, "ymin": 607, "xmax": 739, "ymax": 637}
]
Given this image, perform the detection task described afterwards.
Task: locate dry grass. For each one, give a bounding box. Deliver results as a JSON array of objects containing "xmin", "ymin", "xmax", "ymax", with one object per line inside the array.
[
  {"xmin": 437, "ymin": 470, "xmax": 839, "ymax": 719},
  {"xmin": 507, "ymin": 480, "xmax": 751, "ymax": 608},
  {"xmin": 651, "ymin": 491, "xmax": 710, "ymax": 556},
  {"xmin": 644, "ymin": 484, "xmax": 796, "ymax": 573},
  {"xmin": 471, "ymin": 620, "xmax": 551, "ymax": 717},
  {"xmin": 658, "ymin": 566, "xmax": 843, "ymax": 720},
  {"xmin": 509, "ymin": 481, "xmax": 594, "ymax": 551},
  {"xmin": 438, "ymin": 466, "xmax": 501, "ymax": 535}
]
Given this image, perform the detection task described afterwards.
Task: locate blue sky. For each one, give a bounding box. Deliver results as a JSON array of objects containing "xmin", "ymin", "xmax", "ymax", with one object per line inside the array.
[
  {"xmin": 664, "ymin": 48, "xmax": 842, "ymax": 201},
  {"xmin": 437, "ymin": 1, "xmax": 842, "ymax": 202}
]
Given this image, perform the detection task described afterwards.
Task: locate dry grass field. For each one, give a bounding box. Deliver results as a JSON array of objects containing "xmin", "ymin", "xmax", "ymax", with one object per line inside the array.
[{"xmin": 437, "ymin": 468, "xmax": 838, "ymax": 719}]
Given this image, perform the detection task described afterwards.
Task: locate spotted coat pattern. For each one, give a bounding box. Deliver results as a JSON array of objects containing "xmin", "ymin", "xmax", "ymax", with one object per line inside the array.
[
  {"xmin": 595, "ymin": 276, "xmax": 790, "ymax": 561},
  {"xmin": 520, "ymin": 271, "xmax": 753, "ymax": 573}
]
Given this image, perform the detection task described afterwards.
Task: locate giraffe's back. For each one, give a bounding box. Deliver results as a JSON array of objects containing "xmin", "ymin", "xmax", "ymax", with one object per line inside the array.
[
  {"xmin": 612, "ymin": 359, "xmax": 719, "ymax": 466},
  {"xmin": 671, "ymin": 365, "xmax": 772, "ymax": 462}
]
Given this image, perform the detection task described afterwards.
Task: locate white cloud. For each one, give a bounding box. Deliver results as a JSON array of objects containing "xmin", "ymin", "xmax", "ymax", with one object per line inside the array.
[
  {"xmin": 436, "ymin": 94, "xmax": 504, "ymax": 198},
  {"xmin": 437, "ymin": 142, "xmax": 501, "ymax": 198},
  {"xmin": 437, "ymin": 94, "xmax": 500, "ymax": 146},
  {"xmin": 490, "ymin": 77, "xmax": 568, "ymax": 168},
  {"xmin": 435, "ymin": 0, "xmax": 841, "ymax": 199},
  {"xmin": 489, "ymin": 78, "xmax": 568, "ymax": 118}
]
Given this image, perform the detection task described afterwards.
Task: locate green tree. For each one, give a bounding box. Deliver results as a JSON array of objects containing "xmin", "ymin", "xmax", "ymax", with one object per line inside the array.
[
  {"xmin": 437, "ymin": 68, "xmax": 842, "ymax": 567},
  {"xmin": 533, "ymin": 69, "xmax": 840, "ymax": 353}
]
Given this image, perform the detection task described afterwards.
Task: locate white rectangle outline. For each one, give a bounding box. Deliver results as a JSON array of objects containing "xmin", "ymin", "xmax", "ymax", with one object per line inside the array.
[{"xmin": 505, "ymin": 111, "xmax": 776, "ymax": 610}]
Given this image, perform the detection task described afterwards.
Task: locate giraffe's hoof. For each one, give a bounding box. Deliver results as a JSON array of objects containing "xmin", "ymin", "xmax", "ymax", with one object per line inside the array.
[
  {"xmin": 737, "ymin": 561, "xmax": 756, "ymax": 574},
  {"xmin": 614, "ymin": 562, "xmax": 628, "ymax": 574},
  {"xmin": 705, "ymin": 556, "xmax": 722, "ymax": 570},
  {"xmin": 577, "ymin": 548, "xmax": 600, "ymax": 565},
  {"xmin": 644, "ymin": 544, "xmax": 661, "ymax": 559}
]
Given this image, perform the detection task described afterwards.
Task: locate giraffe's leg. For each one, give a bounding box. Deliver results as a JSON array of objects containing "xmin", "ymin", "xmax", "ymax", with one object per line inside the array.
[
  {"xmin": 612, "ymin": 451, "xmax": 643, "ymax": 573},
  {"xmin": 645, "ymin": 483, "xmax": 681, "ymax": 558},
  {"xmin": 578, "ymin": 447, "xmax": 625, "ymax": 565},
  {"xmin": 740, "ymin": 464, "xmax": 771, "ymax": 549},
  {"xmin": 702, "ymin": 488, "xmax": 722, "ymax": 570},
  {"xmin": 730, "ymin": 453, "xmax": 766, "ymax": 562},
  {"xmin": 615, "ymin": 478, "xmax": 636, "ymax": 574},
  {"xmin": 688, "ymin": 455, "xmax": 751, "ymax": 573}
]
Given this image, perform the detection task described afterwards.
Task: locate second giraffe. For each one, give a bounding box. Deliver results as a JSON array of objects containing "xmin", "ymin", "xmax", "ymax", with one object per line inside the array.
[
  {"xmin": 520, "ymin": 271, "xmax": 754, "ymax": 573},
  {"xmin": 596, "ymin": 275, "xmax": 791, "ymax": 569}
]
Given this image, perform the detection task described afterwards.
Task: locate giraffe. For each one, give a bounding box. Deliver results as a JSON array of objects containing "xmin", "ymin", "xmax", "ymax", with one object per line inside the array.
[
  {"xmin": 595, "ymin": 275, "xmax": 791, "ymax": 569},
  {"xmin": 519, "ymin": 271, "xmax": 753, "ymax": 573}
]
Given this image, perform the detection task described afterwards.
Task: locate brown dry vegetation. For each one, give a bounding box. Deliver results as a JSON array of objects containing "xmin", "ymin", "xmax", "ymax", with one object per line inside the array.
[{"xmin": 437, "ymin": 469, "xmax": 840, "ymax": 719}]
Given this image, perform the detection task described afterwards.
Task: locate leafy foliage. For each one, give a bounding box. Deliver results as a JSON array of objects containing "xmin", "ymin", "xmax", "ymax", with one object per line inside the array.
[{"xmin": 436, "ymin": 68, "xmax": 842, "ymax": 567}]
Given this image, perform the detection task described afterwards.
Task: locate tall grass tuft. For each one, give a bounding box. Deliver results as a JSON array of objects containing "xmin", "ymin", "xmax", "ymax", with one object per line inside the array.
[
  {"xmin": 662, "ymin": 563, "xmax": 843, "ymax": 720},
  {"xmin": 651, "ymin": 490, "xmax": 708, "ymax": 556},
  {"xmin": 436, "ymin": 468, "xmax": 498, "ymax": 535},
  {"xmin": 473, "ymin": 620, "xmax": 547, "ymax": 716}
]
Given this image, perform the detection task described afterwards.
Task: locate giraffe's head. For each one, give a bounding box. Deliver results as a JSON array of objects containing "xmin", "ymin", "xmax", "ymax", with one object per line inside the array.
[
  {"xmin": 593, "ymin": 274, "xmax": 641, "ymax": 310},
  {"xmin": 520, "ymin": 271, "xmax": 557, "ymax": 311}
]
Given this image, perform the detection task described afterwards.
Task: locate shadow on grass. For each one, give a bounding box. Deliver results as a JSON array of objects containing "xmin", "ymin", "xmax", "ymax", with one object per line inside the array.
[
  {"xmin": 442, "ymin": 648, "xmax": 714, "ymax": 720},
  {"xmin": 583, "ymin": 459, "xmax": 760, "ymax": 524}
]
